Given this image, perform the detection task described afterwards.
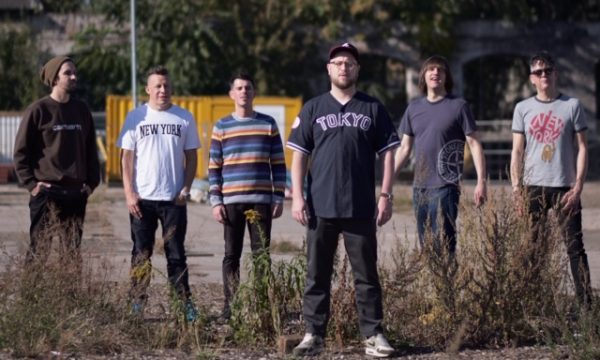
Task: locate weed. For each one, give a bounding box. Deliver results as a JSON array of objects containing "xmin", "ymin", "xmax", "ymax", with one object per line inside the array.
[{"xmin": 229, "ymin": 209, "xmax": 306, "ymax": 345}]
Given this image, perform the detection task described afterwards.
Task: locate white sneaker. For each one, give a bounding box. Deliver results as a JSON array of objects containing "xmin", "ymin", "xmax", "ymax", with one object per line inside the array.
[
  {"xmin": 293, "ymin": 333, "xmax": 324, "ymax": 356},
  {"xmin": 365, "ymin": 333, "xmax": 394, "ymax": 358}
]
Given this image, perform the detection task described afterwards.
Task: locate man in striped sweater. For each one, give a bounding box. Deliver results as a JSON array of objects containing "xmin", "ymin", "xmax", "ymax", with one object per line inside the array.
[{"xmin": 209, "ymin": 72, "xmax": 287, "ymax": 319}]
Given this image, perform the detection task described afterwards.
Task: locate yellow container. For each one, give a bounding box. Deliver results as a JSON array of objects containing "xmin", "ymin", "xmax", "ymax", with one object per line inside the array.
[{"xmin": 105, "ymin": 95, "xmax": 302, "ymax": 182}]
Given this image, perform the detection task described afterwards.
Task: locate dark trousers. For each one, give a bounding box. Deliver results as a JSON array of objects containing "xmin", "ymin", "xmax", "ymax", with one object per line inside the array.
[
  {"xmin": 129, "ymin": 199, "xmax": 190, "ymax": 301},
  {"xmin": 27, "ymin": 186, "xmax": 88, "ymax": 270},
  {"xmin": 413, "ymin": 185, "xmax": 460, "ymax": 254},
  {"xmin": 303, "ymin": 217, "xmax": 383, "ymax": 338},
  {"xmin": 526, "ymin": 186, "xmax": 592, "ymax": 304},
  {"xmin": 222, "ymin": 203, "xmax": 272, "ymax": 308}
]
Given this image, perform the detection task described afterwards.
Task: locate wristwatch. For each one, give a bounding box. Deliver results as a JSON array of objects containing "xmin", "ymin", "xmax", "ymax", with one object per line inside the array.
[
  {"xmin": 180, "ymin": 190, "xmax": 191, "ymax": 201},
  {"xmin": 380, "ymin": 192, "xmax": 393, "ymax": 202}
]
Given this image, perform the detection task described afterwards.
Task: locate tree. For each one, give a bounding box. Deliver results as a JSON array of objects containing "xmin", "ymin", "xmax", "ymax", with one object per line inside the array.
[{"xmin": 0, "ymin": 24, "xmax": 44, "ymax": 110}]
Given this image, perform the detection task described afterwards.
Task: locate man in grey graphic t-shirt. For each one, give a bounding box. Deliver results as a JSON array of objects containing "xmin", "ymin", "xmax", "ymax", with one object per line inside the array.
[
  {"xmin": 511, "ymin": 51, "xmax": 592, "ymax": 305},
  {"xmin": 395, "ymin": 55, "xmax": 487, "ymax": 255}
]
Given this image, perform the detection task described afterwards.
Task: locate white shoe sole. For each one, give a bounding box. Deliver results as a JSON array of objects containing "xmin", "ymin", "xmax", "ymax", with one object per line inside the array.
[{"xmin": 365, "ymin": 347, "xmax": 394, "ymax": 358}]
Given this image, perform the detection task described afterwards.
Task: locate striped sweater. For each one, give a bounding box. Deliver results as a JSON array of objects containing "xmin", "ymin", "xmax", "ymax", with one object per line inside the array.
[{"xmin": 209, "ymin": 112, "xmax": 286, "ymax": 206}]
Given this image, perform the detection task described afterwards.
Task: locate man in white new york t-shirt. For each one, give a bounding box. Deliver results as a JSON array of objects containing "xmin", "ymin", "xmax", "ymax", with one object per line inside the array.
[{"xmin": 117, "ymin": 65, "xmax": 201, "ymax": 321}]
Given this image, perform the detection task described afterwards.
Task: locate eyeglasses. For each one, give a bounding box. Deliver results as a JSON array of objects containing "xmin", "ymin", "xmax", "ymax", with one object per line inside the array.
[
  {"xmin": 530, "ymin": 67, "xmax": 554, "ymax": 77},
  {"xmin": 329, "ymin": 61, "xmax": 357, "ymax": 70}
]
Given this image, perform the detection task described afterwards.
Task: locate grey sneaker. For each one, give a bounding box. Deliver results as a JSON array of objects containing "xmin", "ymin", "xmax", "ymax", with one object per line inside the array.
[
  {"xmin": 365, "ymin": 333, "xmax": 394, "ymax": 358},
  {"xmin": 292, "ymin": 333, "xmax": 324, "ymax": 357}
]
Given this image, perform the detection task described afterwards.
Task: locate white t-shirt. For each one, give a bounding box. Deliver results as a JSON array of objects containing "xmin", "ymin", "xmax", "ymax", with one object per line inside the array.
[{"xmin": 117, "ymin": 104, "xmax": 201, "ymax": 200}]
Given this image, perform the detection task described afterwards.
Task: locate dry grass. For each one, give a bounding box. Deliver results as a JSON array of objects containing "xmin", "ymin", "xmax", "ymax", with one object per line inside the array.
[{"xmin": 1, "ymin": 186, "xmax": 600, "ymax": 357}]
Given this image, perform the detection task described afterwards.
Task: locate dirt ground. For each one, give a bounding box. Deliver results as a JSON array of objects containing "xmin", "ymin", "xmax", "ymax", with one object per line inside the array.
[
  {"xmin": 1, "ymin": 181, "xmax": 599, "ymax": 287},
  {"xmin": 1, "ymin": 181, "xmax": 599, "ymax": 359}
]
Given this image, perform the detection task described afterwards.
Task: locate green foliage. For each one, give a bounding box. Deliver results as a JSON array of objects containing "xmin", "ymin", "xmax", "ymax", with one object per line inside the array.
[
  {"xmin": 229, "ymin": 209, "xmax": 306, "ymax": 344},
  {"xmin": 2, "ymin": 1, "xmax": 600, "ymax": 110},
  {"xmin": 40, "ymin": 0, "xmax": 84, "ymax": 13},
  {"xmin": 0, "ymin": 24, "xmax": 44, "ymax": 110},
  {"xmin": 72, "ymin": 26, "xmax": 131, "ymax": 110}
]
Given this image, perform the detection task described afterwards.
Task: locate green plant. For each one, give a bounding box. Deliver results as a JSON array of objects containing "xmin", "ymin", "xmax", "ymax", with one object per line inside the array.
[{"xmin": 229, "ymin": 209, "xmax": 305, "ymax": 345}]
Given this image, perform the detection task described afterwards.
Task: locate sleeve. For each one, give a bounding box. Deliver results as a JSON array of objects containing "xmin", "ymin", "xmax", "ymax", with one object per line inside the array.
[
  {"xmin": 286, "ymin": 103, "xmax": 314, "ymax": 154},
  {"xmin": 85, "ymin": 109, "xmax": 101, "ymax": 190},
  {"xmin": 208, "ymin": 123, "xmax": 224, "ymax": 206},
  {"xmin": 374, "ymin": 102, "xmax": 400, "ymax": 154},
  {"xmin": 269, "ymin": 120, "xmax": 287, "ymax": 203},
  {"xmin": 116, "ymin": 111, "xmax": 137, "ymax": 150},
  {"xmin": 512, "ymin": 102, "xmax": 525, "ymax": 134},
  {"xmin": 398, "ymin": 105, "xmax": 414, "ymax": 137},
  {"xmin": 13, "ymin": 105, "xmax": 39, "ymax": 191},
  {"xmin": 572, "ymin": 99, "xmax": 588, "ymax": 133},
  {"xmin": 185, "ymin": 113, "xmax": 201, "ymax": 150},
  {"xmin": 459, "ymin": 102, "xmax": 477, "ymax": 136}
]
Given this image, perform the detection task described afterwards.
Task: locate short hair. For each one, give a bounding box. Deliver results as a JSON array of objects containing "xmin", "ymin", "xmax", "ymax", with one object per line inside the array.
[
  {"xmin": 146, "ymin": 65, "xmax": 169, "ymax": 78},
  {"xmin": 418, "ymin": 55, "xmax": 453, "ymax": 94},
  {"xmin": 229, "ymin": 71, "xmax": 255, "ymax": 89},
  {"xmin": 529, "ymin": 51, "xmax": 555, "ymax": 69}
]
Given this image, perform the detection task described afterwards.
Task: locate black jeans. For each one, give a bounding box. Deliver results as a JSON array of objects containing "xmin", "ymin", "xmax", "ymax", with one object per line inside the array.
[
  {"xmin": 27, "ymin": 185, "xmax": 88, "ymax": 269},
  {"xmin": 303, "ymin": 217, "xmax": 383, "ymax": 338},
  {"xmin": 222, "ymin": 203, "xmax": 272, "ymax": 308},
  {"xmin": 527, "ymin": 186, "xmax": 592, "ymax": 304},
  {"xmin": 129, "ymin": 199, "xmax": 190, "ymax": 301}
]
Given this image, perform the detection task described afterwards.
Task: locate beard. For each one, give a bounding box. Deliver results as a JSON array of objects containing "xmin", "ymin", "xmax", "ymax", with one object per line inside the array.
[
  {"xmin": 330, "ymin": 75, "xmax": 356, "ymax": 90},
  {"xmin": 65, "ymin": 81, "xmax": 78, "ymax": 94}
]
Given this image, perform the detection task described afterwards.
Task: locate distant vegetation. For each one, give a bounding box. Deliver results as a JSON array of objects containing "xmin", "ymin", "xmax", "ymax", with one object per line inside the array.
[{"xmin": 0, "ymin": 0, "xmax": 599, "ymax": 110}]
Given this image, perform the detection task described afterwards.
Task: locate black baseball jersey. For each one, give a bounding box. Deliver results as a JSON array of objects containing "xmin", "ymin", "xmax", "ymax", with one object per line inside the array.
[{"xmin": 287, "ymin": 91, "xmax": 400, "ymax": 219}]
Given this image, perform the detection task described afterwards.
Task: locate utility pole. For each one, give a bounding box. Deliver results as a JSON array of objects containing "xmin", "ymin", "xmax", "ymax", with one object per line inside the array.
[{"xmin": 130, "ymin": 0, "xmax": 137, "ymax": 107}]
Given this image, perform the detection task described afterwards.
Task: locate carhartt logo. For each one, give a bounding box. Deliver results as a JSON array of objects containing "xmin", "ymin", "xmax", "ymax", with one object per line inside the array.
[{"xmin": 342, "ymin": 42, "xmax": 351, "ymax": 48}]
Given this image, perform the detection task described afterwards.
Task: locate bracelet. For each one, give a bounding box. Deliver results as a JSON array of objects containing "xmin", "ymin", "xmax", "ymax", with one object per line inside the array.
[{"xmin": 380, "ymin": 192, "xmax": 393, "ymax": 202}]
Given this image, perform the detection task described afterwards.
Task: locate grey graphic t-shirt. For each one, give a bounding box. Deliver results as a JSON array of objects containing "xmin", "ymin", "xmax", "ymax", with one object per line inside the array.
[
  {"xmin": 512, "ymin": 94, "xmax": 587, "ymax": 187},
  {"xmin": 399, "ymin": 96, "xmax": 477, "ymax": 188}
]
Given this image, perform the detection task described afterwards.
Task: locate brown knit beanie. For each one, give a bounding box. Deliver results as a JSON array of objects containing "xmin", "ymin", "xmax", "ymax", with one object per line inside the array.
[{"xmin": 40, "ymin": 56, "xmax": 73, "ymax": 87}]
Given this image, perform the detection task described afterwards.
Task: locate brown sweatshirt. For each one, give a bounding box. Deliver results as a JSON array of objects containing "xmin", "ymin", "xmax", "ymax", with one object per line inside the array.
[{"xmin": 13, "ymin": 96, "xmax": 101, "ymax": 192}]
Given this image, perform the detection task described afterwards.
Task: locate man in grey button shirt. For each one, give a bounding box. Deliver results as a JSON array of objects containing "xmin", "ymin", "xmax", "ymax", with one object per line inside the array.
[{"xmin": 511, "ymin": 51, "xmax": 592, "ymax": 305}]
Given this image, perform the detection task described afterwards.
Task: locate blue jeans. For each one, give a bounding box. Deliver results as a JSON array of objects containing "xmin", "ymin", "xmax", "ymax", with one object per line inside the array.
[{"xmin": 413, "ymin": 185, "xmax": 460, "ymax": 254}]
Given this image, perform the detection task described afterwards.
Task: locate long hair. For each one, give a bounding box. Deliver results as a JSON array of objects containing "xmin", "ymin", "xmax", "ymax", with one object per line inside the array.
[{"xmin": 418, "ymin": 55, "xmax": 453, "ymax": 94}]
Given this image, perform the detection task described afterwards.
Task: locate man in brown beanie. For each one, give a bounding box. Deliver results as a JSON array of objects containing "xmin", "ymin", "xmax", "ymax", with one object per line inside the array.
[{"xmin": 13, "ymin": 56, "xmax": 100, "ymax": 272}]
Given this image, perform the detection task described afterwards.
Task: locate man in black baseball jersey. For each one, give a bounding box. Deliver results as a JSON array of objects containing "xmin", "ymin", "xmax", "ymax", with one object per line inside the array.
[{"xmin": 287, "ymin": 42, "xmax": 400, "ymax": 358}]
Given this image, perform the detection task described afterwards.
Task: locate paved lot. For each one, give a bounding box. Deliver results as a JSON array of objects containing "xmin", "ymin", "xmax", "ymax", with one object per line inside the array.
[{"xmin": 1, "ymin": 182, "xmax": 599, "ymax": 288}]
